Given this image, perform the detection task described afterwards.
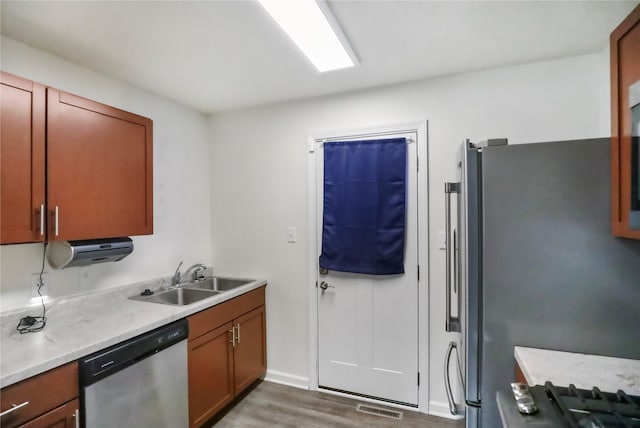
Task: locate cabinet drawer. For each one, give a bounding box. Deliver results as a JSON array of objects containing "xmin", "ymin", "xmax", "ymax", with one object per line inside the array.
[
  {"xmin": 0, "ymin": 362, "xmax": 78, "ymax": 428},
  {"xmin": 188, "ymin": 286, "xmax": 265, "ymax": 340},
  {"xmin": 21, "ymin": 399, "xmax": 79, "ymax": 428}
]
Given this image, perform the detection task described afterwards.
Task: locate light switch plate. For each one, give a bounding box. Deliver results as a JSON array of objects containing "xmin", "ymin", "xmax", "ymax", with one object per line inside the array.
[
  {"xmin": 438, "ymin": 231, "xmax": 447, "ymax": 250},
  {"xmin": 287, "ymin": 227, "xmax": 297, "ymax": 243}
]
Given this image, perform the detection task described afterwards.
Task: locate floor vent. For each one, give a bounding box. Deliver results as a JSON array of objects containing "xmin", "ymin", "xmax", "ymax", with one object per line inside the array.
[{"xmin": 356, "ymin": 403, "xmax": 403, "ymax": 420}]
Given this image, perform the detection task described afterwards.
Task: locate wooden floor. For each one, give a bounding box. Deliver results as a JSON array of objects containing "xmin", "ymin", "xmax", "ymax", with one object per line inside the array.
[{"xmin": 211, "ymin": 381, "xmax": 465, "ymax": 428}]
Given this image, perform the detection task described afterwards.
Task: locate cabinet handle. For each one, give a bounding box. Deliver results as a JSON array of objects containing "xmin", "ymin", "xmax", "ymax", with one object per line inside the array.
[
  {"xmin": 229, "ymin": 328, "xmax": 236, "ymax": 347},
  {"xmin": 0, "ymin": 401, "xmax": 29, "ymax": 417},
  {"xmin": 39, "ymin": 204, "xmax": 45, "ymax": 236},
  {"xmin": 74, "ymin": 408, "xmax": 80, "ymax": 428},
  {"xmin": 236, "ymin": 323, "xmax": 241, "ymax": 344},
  {"xmin": 54, "ymin": 206, "xmax": 59, "ymax": 236}
]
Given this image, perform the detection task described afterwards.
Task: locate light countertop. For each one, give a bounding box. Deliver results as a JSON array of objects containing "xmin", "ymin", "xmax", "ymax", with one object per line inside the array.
[
  {"xmin": 514, "ymin": 346, "xmax": 640, "ymax": 394},
  {"xmin": 0, "ymin": 277, "xmax": 267, "ymax": 388}
]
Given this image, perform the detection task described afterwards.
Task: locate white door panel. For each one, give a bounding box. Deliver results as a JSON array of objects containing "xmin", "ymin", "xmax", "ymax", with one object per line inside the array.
[{"xmin": 317, "ymin": 131, "xmax": 419, "ymax": 406}]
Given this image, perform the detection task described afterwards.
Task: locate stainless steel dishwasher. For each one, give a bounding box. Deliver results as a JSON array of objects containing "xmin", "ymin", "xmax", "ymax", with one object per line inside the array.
[{"xmin": 79, "ymin": 319, "xmax": 189, "ymax": 428}]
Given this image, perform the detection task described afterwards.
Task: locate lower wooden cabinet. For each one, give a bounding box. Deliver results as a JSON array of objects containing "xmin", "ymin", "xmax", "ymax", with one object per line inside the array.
[
  {"xmin": 0, "ymin": 362, "xmax": 78, "ymax": 428},
  {"xmin": 188, "ymin": 322, "xmax": 235, "ymax": 426},
  {"xmin": 187, "ymin": 286, "xmax": 267, "ymax": 428},
  {"xmin": 233, "ymin": 306, "xmax": 267, "ymax": 394},
  {"xmin": 21, "ymin": 399, "xmax": 79, "ymax": 428},
  {"xmin": 515, "ymin": 361, "xmax": 527, "ymax": 384}
]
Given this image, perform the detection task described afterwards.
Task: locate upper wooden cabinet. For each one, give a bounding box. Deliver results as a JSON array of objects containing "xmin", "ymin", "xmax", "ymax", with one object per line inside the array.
[
  {"xmin": 0, "ymin": 72, "xmax": 153, "ymax": 244},
  {"xmin": 0, "ymin": 72, "xmax": 46, "ymax": 244},
  {"xmin": 47, "ymin": 89, "xmax": 153, "ymax": 240},
  {"xmin": 611, "ymin": 4, "xmax": 640, "ymax": 239}
]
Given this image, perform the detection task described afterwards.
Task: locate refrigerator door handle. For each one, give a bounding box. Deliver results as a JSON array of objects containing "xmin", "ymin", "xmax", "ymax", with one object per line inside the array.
[
  {"xmin": 453, "ymin": 228, "xmax": 458, "ymax": 294},
  {"xmin": 445, "ymin": 182, "xmax": 461, "ymax": 332}
]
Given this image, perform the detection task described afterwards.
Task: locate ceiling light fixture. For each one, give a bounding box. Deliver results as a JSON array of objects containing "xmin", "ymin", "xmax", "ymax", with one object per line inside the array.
[{"xmin": 257, "ymin": 0, "xmax": 357, "ymax": 72}]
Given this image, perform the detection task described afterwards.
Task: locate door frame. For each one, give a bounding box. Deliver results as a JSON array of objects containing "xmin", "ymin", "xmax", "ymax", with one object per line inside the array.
[{"xmin": 306, "ymin": 120, "xmax": 430, "ymax": 412}]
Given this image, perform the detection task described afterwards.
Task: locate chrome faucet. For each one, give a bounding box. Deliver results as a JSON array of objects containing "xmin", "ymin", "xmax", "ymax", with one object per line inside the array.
[
  {"xmin": 172, "ymin": 261, "xmax": 207, "ymax": 286},
  {"xmin": 183, "ymin": 263, "xmax": 207, "ymax": 282}
]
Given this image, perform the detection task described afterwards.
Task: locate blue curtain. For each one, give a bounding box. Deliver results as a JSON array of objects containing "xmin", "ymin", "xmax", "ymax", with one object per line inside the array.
[{"xmin": 319, "ymin": 138, "xmax": 407, "ymax": 275}]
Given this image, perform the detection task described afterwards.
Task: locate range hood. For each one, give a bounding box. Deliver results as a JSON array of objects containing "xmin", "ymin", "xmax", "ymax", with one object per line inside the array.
[{"xmin": 47, "ymin": 238, "xmax": 134, "ymax": 270}]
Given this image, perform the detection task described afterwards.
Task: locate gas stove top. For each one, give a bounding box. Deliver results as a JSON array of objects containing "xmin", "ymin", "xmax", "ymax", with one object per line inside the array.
[
  {"xmin": 538, "ymin": 382, "xmax": 640, "ymax": 428},
  {"xmin": 497, "ymin": 382, "xmax": 640, "ymax": 428}
]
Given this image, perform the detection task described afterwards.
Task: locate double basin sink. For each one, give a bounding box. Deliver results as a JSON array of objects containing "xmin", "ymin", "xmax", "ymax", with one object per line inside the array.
[{"xmin": 130, "ymin": 277, "xmax": 254, "ymax": 306}]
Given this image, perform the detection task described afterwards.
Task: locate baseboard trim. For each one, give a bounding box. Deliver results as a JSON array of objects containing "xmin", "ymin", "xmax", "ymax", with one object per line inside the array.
[
  {"xmin": 263, "ymin": 370, "xmax": 310, "ymax": 390},
  {"xmin": 428, "ymin": 400, "xmax": 465, "ymax": 420},
  {"xmin": 319, "ymin": 387, "xmax": 420, "ymax": 412}
]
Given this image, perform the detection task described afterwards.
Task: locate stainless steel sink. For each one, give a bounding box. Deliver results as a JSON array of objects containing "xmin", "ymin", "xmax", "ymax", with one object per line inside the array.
[
  {"xmin": 131, "ymin": 287, "xmax": 220, "ymax": 306},
  {"xmin": 130, "ymin": 276, "xmax": 255, "ymax": 306},
  {"xmin": 187, "ymin": 277, "xmax": 253, "ymax": 292}
]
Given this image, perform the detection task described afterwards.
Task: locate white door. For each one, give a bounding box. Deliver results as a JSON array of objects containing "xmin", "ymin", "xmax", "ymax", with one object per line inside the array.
[{"xmin": 316, "ymin": 130, "xmax": 419, "ymax": 406}]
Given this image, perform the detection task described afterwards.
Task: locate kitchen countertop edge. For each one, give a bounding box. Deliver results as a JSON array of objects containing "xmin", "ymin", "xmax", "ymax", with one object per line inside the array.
[
  {"xmin": 0, "ymin": 277, "xmax": 267, "ymax": 388},
  {"xmin": 514, "ymin": 346, "xmax": 640, "ymax": 395}
]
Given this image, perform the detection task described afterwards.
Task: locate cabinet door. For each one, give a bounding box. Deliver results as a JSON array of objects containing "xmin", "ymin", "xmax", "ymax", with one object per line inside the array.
[
  {"xmin": 0, "ymin": 72, "xmax": 45, "ymax": 244},
  {"xmin": 611, "ymin": 4, "xmax": 640, "ymax": 239},
  {"xmin": 20, "ymin": 399, "xmax": 79, "ymax": 428},
  {"xmin": 188, "ymin": 322, "xmax": 234, "ymax": 428},
  {"xmin": 233, "ymin": 305, "xmax": 267, "ymax": 395},
  {"xmin": 46, "ymin": 88, "xmax": 153, "ymax": 241},
  {"xmin": 0, "ymin": 362, "xmax": 78, "ymax": 428}
]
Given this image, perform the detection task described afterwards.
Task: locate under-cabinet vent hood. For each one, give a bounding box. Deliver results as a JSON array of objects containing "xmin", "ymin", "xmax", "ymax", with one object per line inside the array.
[{"xmin": 47, "ymin": 238, "xmax": 134, "ymax": 269}]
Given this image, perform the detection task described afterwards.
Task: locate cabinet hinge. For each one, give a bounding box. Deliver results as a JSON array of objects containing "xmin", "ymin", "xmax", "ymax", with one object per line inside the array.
[
  {"xmin": 418, "ymin": 372, "xmax": 420, "ymax": 386},
  {"xmin": 417, "ymin": 157, "xmax": 419, "ymax": 172},
  {"xmin": 417, "ymin": 265, "xmax": 420, "ymax": 281}
]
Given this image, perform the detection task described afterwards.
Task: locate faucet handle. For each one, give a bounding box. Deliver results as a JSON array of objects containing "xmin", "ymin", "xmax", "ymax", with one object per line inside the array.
[{"xmin": 173, "ymin": 261, "xmax": 184, "ymax": 285}]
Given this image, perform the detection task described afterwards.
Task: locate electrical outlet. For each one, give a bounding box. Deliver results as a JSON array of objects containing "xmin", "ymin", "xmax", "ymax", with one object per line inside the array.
[{"xmin": 31, "ymin": 272, "xmax": 49, "ymax": 298}]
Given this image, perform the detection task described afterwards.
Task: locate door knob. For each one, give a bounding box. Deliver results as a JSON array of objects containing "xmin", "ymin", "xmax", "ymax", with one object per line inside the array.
[{"xmin": 319, "ymin": 281, "xmax": 334, "ymax": 290}]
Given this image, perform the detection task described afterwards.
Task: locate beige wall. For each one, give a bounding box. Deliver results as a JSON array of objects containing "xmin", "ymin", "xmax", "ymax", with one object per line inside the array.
[
  {"xmin": 208, "ymin": 51, "xmax": 610, "ymax": 415},
  {"xmin": 0, "ymin": 33, "xmax": 611, "ymax": 417},
  {"xmin": 0, "ymin": 36, "xmax": 212, "ymax": 310}
]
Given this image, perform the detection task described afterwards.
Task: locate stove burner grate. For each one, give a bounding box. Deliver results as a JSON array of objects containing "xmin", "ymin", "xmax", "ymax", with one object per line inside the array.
[{"xmin": 543, "ymin": 382, "xmax": 640, "ymax": 428}]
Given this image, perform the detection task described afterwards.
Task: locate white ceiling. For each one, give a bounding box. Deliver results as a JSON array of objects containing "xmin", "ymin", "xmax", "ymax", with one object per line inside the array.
[{"xmin": 1, "ymin": 1, "xmax": 638, "ymax": 114}]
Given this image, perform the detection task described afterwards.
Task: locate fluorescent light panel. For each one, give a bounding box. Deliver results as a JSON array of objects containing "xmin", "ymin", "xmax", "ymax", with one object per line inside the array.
[{"xmin": 257, "ymin": 0, "xmax": 356, "ymax": 72}]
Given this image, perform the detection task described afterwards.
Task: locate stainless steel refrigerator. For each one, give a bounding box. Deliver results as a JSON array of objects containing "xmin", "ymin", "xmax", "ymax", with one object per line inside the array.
[{"xmin": 444, "ymin": 138, "xmax": 640, "ymax": 428}]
